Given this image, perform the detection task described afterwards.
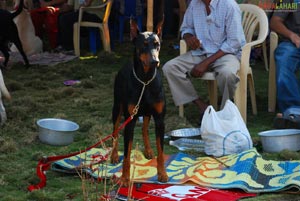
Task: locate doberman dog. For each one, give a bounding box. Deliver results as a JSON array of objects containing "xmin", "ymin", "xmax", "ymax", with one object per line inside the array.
[
  {"xmin": 110, "ymin": 19, "xmax": 168, "ymax": 186},
  {"xmin": 0, "ymin": 0, "xmax": 29, "ymax": 69}
]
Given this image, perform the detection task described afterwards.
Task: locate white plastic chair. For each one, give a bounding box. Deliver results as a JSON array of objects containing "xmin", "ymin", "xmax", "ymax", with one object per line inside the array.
[
  {"xmin": 178, "ymin": 4, "xmax": 269, "ymax": 122},
  {"xmin": 268, "ymin": 31, "xmax": 278, "ymax": 112},
  {"xmin": 73, "ymin": 0, "xmax": 112, "ymax": 56}
]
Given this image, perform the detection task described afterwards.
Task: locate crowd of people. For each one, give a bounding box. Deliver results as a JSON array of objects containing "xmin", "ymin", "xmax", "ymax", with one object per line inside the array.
[{"xmin": 1, "ymin": 0, "xmax": 300, "ymax": 121}]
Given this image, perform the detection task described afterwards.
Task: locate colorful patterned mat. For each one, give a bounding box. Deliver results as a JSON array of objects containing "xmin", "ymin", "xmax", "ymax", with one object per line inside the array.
[
  {"xmin": 52, "ymin": 148, "xmax": 300, "ymax": 193},
  {"xmin": 117, "ymin": 183, "xmax": 257, "ymax": 201}
]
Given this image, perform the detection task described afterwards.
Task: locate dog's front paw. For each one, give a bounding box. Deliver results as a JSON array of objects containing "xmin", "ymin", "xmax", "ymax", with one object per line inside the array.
[
  {"xmin": 110, "ymin": 149, "xmax": 119, "ymax": 164},
  {"xmin": 158, "ymin": 172, "xmax": 168, "ymax": 183},
  {"xmin": 143, "ymin": 149, "xmax": 154, "ymax": 159},
  {"xmin": 120, "ymin": 176, "xmax": 130, "ymax": 187}
]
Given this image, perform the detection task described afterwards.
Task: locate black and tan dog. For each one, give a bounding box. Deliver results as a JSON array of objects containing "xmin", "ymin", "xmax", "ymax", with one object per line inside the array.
[
  {"xmin": 110, "ymin": 19, "xmax": 168, "ymax": 186},
  {"xmin": 0, "ymin": 0, "xmax": 29, "ymax": 69}
]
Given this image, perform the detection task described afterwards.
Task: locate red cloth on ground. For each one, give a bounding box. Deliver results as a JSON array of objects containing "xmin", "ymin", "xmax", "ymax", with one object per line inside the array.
[{"xmin": 30, "ymin": 7, "xmax": 60, "ymax": 49}]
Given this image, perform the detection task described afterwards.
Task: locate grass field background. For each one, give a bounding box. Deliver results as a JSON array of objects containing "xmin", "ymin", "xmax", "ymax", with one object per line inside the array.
[{"xmin": 1, "ymin": 36, "xmax": 300, "ymax": 200}]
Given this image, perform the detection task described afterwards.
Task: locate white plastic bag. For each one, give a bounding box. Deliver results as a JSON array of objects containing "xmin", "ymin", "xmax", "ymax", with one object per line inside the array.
[{"xmin": 200, "ymin": 100, "xmax": 253, "ymax": 157}]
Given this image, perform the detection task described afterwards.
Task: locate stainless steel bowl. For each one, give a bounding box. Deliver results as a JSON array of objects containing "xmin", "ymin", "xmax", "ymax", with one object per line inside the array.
[
  {"xmin": 165, "ymin": 128, "xmax": 201, "ymax": 140},
  {"xmin": 258, "ymin": 129, "xmax": 300, "ymax": 153},
  {"xmin": 37, "ymin": 118, "xmax": 79, "ymax": 146}
]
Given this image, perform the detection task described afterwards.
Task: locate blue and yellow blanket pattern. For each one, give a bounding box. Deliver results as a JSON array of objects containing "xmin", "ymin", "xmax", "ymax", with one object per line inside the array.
[{"xmin": 52, "ymin": 148, "xmax": 300, "ymax": 193}]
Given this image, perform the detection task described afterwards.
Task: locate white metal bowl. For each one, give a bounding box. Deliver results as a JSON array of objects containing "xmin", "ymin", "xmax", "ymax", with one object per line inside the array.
[
  {"xmin": 258, "ymin": 129, "xmax": 300, "ymax": 153},
  {"xmin": 37, "ymin": 118, "xmax": 79, "ymax": 146},
  {"xmin": 165, "ymin": 128, "xmax": 201, "ymax": 139}
]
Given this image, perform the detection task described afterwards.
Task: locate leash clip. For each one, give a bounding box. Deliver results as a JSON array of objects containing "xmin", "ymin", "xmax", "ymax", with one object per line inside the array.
[{"xmin": 132, "ymin": 106, "xmax": 139, "ymax": 118}]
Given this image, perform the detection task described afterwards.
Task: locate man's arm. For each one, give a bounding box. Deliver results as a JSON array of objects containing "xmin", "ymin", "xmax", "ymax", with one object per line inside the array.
[{"xmin": 270, "ymin": 15, "xmax": 300, "ymax": 48}]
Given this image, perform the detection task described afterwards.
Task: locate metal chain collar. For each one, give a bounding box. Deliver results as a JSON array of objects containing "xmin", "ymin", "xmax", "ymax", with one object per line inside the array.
[{"xmin": 131, "ymin": 67, "xmax": 157, "ymax": 117}]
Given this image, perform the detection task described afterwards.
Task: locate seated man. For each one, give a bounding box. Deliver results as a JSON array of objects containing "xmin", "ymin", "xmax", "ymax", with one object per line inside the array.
[
  {"xmin": 30, "ymin": 0, "xmax": 67, "ymax": 49},
  {"xmin": 270, "ymin": 0, "xmax": 300, "ymax": 114},
  {"xmin": 162, "ymin": 0, "xmax": 245, "ymax": 122}
]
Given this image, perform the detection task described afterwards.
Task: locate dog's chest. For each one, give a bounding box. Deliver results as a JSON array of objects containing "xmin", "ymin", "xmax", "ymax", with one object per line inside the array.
[{"xmin": 129, "ymin": 76, "xmax": 163, "ymax": 105}]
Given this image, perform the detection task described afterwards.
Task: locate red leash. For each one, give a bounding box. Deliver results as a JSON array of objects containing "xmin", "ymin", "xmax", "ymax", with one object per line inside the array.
[{"xmin": 27, "ymin": 116, "xmax": 133, "ymax": 191}]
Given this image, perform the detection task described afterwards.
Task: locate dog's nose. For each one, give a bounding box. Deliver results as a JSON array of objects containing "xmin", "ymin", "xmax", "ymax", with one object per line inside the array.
[{"xmin": 151, "ymin": 60, "xmax": 159, "ymax": 67}]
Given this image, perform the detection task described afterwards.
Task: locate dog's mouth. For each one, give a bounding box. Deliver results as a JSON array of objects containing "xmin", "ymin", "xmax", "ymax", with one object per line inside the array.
[
  {"xmin": 143, "ymin": 59, "xmax": 160, "ymax": 71},
  {"xmin": 140, "ymin": 52, "xmax": 160, "ymax": 73}
]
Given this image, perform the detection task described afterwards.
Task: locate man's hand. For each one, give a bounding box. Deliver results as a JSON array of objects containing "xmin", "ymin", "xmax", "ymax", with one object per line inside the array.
[
  {"xmin": 183, "ymin": 34, "xmax": 202, "ymax": 50},
  {"xmin": 189, "ymin": 50, "xmax": 226, "ymax": 78},
  {"xmin": 290, "ymin": 32, "xmax": 300, "ymax": 48},
  {"xmin": 190, "ymin": 60, "xmax": 210, "ymax": 77}
]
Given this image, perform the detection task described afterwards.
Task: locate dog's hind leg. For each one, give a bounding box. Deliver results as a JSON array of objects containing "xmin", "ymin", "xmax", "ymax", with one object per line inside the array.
[
  {"xmin": 154, "ymin": 116, "xmax": 168, "ymax": 183},
  {"xmin": 111, "ymin": 103, "xmax": 123, "ymax": 164},
  {"xmin": 11, "ymin": 31, "xmax": 29, "ymax": 67},
  {"xmin": 142, "ymin": 115, "xmax": 154, "ymax": 159},
  {"xmin": 153, "ymin": 102, "xmax": 168, "ymax": 183},
  {"xmin": 121, "ymin": 118, "xmax": 135, "ymax": 187},
  {"xmin": 111, "ymin": 72, "xmax": 124, "ymax": 164}
]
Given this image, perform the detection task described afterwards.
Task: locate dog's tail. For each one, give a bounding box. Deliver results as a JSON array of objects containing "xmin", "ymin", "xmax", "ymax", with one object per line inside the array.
[
  {"xmin": 0, "ymin": 70, "xmax": 11, "ymax": 101},
  {"xmin": 11, "ymin": 0, "xmax": 24, "ymax": 19}
]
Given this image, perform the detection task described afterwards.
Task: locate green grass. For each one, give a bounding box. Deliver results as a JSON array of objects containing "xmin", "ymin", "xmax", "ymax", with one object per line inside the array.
[{"xmin": 1, "ymin": 37, "xmax": 300, "ymax": 200}]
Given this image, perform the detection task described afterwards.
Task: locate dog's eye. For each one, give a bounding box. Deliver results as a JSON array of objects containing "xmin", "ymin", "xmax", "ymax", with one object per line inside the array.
[
  {"xmin": 144, "ymin": 42, "xmax": 149, "ymax": 47},
  {"xmin": 154, "ymin": 42, "xmax": 160, "ymax": 48}
]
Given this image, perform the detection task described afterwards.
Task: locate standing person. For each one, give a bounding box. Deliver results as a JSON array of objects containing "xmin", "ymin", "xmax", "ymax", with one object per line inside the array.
[
  {"xmin": 30, "ymin": 0, "xmax": 67, "ymax": 49},
  {"xmin": 57, "ymin": 0, "xmax": 102, "ymax": 51},
  {"xmin": 162, "ymin": 0, "xmax": 245, "ymax": 123},
  {"xmin": 270, "ymin": 0, "xmax": 300, "ymax": 114}
]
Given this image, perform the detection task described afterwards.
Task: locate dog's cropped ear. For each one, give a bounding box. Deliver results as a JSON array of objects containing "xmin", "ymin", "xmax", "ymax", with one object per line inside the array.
[
  {"xmin": 130, "ymin": 19, "xmax": 140, "ymax": 41},
  {"xmin": 155, "ymin": 15, "xmax": 164, "ymax": 40}
]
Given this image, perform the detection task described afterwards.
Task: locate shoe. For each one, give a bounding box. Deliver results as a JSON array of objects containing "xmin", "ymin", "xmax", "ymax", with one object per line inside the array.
[{"xmin": 273, "ymin": 116, "xmax": 299, "ymax": 129}]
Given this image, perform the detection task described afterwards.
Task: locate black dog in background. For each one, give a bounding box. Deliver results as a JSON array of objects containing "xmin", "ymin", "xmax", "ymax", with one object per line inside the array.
[
  {"xmin": 0, "ymin": 0, "xmax": 29, "ymax": 68},
  {"xmin": 110, "ymin": 19, "xmax": 168, "ymax": 186}
]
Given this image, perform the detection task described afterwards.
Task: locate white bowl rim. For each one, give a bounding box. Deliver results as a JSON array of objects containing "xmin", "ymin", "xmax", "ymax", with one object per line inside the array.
[
  {"xmin": 258, "ymin": 129, "xmax": 300, "ymax": 137},
  {"xmin": 165, "ymin": 128, "xmax": 201, "ymax": 138},
  {"xmin": 37, "ymin": 118, "xmax": 79, "ymax": 132}
]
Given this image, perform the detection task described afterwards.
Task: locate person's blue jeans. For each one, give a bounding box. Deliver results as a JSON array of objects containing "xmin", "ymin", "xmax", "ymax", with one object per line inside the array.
[{"xmin": 275, "ymin": 41, "xmax": 300, "ymax": 112}]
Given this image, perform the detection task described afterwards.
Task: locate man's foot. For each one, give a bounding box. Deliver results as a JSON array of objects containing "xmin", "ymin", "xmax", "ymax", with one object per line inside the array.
[
  {"xmin": 273, "ymin": 113, "xmax": 299, "ymax": 129},
  {"xmin": 193, "ymin": 98, "xmax": 208, "ymax": 126},
  {"xmin": 193, "ymin": 98, "xmax": 208, "ymax": 113}
]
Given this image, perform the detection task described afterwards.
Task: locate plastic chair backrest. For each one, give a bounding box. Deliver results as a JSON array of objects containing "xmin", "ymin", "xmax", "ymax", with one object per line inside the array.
[{"xmin": 239, "ymin": 3, "xmax": 269, "ymax": 45}]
